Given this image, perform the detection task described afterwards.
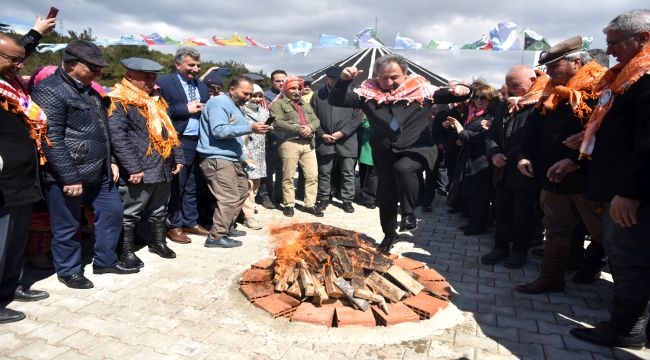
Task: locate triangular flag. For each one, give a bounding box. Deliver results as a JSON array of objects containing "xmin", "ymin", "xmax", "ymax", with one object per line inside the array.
[
  {"xmin": 319, "ymin": 34, "xmax": 350, "ymax": 48},
  {"xmin": 286, "ymin": 41, "xmax": 313, "ymax": 56},
  {"xmin": 354, "ymin": 28, "xmax": 384, "ymax": 48},
  {"xmin": 426, "ymin": 40, "xmax": 453, "ymax": 50},
  {"xmin": 212, "ymin": 33, "xmax": 248, "ymax": 46},
  {"xmin": 461, "ymin": 34, "xmax": 492, "ymax": 50},
  {"xmin": 246, "ymin": 36, "xmax": 273, "ymax": 51},
  {"xmin": 393, "ymin": 33, "xmax": 422, "ymax": 50}
]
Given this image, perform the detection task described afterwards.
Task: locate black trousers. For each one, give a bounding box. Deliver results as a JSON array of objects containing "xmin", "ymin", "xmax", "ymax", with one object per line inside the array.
[{"xmin": 493, "ymin": 186, "xmax": 539, "ymax": 252}]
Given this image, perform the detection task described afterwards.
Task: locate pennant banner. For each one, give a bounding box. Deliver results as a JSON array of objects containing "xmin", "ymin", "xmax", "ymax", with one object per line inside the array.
[
  {"xmin": 393, "ymin": 33, "xmax": 422, "ymax": 50},
  {"xmin": 319, "ymin": 34, "xmax": 350, "ymax": 48}
]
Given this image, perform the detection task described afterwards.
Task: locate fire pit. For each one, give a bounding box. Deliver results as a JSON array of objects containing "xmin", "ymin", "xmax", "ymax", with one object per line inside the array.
[{"xmin": 239, "ymin": 223, "xmax": 453, "ymax": 327}]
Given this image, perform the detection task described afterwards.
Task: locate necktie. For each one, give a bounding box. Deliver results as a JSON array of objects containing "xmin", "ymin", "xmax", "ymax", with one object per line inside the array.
[{"xmin": 187, "ymin": 81, "xmax": 197, "ymax": 101}]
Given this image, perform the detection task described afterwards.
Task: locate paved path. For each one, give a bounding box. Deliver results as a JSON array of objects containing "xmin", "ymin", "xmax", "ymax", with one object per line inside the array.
[{"xmin": 2, "ymin": 196, "xmax": 649, "ymax": 359}]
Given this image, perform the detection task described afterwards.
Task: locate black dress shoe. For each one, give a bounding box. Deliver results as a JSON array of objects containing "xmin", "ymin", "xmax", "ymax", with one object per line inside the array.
[
  {"xmin": 149, "ymin": 243, "xmax": 177, "ymax": 259},
  {"xmin": 305, "ymin": 206, "xmax": 324, "ymax": 217},
  {"xmin": 399, "ymin": 214, "xmax": 417, "ymax": 232},
  {"xmin": 377, "ymin": 233, "xmax": 399, "ymax": 254},
  {"xmin": 0, "ymin": 308, "xmax": 26, "ymax": 324},
  {"xmin": 14, "ymin": 287, "xmax": 49, "ymax": 302},
  {"xmin": 570, "ymin": 323, "xmax": 646, "ymax": 350},
  {"xmin": 342, "ymin": 202, "xmax": 355, "ymax": 213},
  {"xmin": 283, "ymin": 206, "xmax": 294, "ymax": 217},
  {"xmin": 204, "ymin": 236, "xmax": 243, "ymax": 248},
  {"xmin": 58, "ymin": 273, "xmax": 94, "ymax": 289},
  {"xmin": 93, "ymin": 263, "xmax": 140, "ymax": 275},
  {"xmin": 315, "ymin": 200, "xmax": 329, "ymax": 212}
]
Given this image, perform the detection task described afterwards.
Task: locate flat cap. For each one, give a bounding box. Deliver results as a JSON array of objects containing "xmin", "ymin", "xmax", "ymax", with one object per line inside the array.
[
  {"xmin": 325, "ymin": 66, "xmax": 342, "ymax": 78},
  {"xmin": 538, "ymin": 35, "xmax": 583, "ymax": 66},
  {"xmin": 63, "ymin": 40, "xmax": 109, "ymax": 67},
  {"xmin": 120, "ymin": 57, "xmax": 164, "ymax": 72},
  {"xmin": 203, "ymin": 72, "xmax": 224, "ymax": 86},
  {"xmin": 299, "ymin": 75, "xmax": 314, "ymax": 84},
  {"xmin": 243, "ymin": 73, "xmax": 264, "ymax": 81}
]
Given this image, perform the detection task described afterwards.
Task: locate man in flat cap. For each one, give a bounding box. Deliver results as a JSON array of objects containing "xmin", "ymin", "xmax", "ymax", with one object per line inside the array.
[
  {"xmin": 107, "ymin": 57, "xmax": 184, "ymax": 268},
  {"xmin": 514, "ymin": 36, "xmax": 607, "ymax": 294},
  {"xmin": 203, "ymin": 72, "xmax": 224, "ymax": 97},
  {"xmin": 32, "ymin": 40, "xmax": 139, "ymax": 290},
  {"xmin": 311, "ymin": 66, "xmax": 362, "ymax": 214}
]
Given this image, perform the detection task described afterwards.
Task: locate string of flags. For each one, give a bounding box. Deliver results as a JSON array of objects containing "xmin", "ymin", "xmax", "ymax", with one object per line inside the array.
[{"xmin": 32, "ymin": 22, "xmax": 594, "ymax": 56}]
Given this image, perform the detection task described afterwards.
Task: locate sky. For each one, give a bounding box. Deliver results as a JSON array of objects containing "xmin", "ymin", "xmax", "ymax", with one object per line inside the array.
[{"xmin": 4, "ymin": 0, "xmax": 648, "ymax": 86}]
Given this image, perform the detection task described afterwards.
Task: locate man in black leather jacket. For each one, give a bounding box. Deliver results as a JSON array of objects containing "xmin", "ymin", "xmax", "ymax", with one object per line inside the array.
[{"xmin": 31, "ymin": 40, "xmax": 139, "ymax": 290}]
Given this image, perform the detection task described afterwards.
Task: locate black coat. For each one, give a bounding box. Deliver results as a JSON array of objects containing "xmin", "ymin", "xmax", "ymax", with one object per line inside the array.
[
  {"xmin": 31, "ymin": 68, "xmax": 113, "ymax": 185},
  {"xmin": 311, "ymin": 85, "xmax": 362, "ymax": 158},
  {"xmin": 586, "ymin": 74, "xmax": 650, "ymax": 204},
  {"xmin": 485, "ymin": 101, "xmax": 539, "ymax": 191},
  {"xmin": 108, "ymin": 101, "xmax": 185, "ymax": 185},
  {"xmin": 329, "ymin": 79, "xmax": 466, "ymax": 170},
  {"xmin": 521, "ymin": 102, "xmax": 592, "ymax": 195},
  {"xmin": 156, "ymin": 73, "xmax": 210, "ymax": 135}
]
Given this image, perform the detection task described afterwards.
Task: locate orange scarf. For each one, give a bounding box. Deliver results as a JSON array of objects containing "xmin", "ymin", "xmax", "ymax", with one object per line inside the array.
[
  {"xmin": 0, "ymin": 78, "xmax": 49, "ymax": 164},
  {"xmin": 354, "ymin": 74, "xmax": 437, "ymax": 105},
  {"xmin": 107, "ymin": 79, "xmax": 179, "ymax": 159},
  {"xmin": 580, "ymin": 46, "xmax": 650, "ymax": 158},
  {"xmin": 507, "ymin": 69, "xmax": 549, "ymax": 113},
  {"xmin": 538, "ymin": 61, "xmax": 607, "ymax": 124}
]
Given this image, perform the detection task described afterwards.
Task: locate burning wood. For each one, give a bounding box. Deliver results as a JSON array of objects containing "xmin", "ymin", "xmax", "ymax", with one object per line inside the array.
[{"xmin": 242, "ymin": 222, "xmax": 451, "ymax": 325}]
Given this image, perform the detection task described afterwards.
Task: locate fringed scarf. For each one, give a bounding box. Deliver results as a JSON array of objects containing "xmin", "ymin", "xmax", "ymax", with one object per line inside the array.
[
  {"xmin": 107, "ymin": 79, "xmax": 179, "ymax": 159},
  {"xmin": 0, "ymin": 78, "xmax": 49, "ymax": 164},
  {"xmin": 537, "ymin": 61, "xmax": 607, "ymax": 124},
  {"xmin": 507, "ymin": 69, "xmax": 549, "ymax": 113},
  {"xmin": 354, "ymin": 74, "xmax": 438, "ymax": 106},
  {"xmin": 580, "ymin": 46, "xmax": 650, "ymax": 158}
]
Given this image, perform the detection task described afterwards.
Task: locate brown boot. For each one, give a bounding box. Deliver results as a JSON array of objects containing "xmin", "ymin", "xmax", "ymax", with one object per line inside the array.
[{"xmin": 515, "ymin": 241, "xmax": 565, "ymax": 294}]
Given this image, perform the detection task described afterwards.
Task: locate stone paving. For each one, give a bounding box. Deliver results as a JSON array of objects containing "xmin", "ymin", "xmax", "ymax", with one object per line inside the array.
[{"xmin": 2, "ymin": 195, "xmax": 650, "ymax": 360}]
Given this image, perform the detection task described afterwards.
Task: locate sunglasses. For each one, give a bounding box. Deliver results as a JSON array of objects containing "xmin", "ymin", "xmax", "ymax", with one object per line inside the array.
[
  {"xmin": 79, "ymin": 60, "xmax": 104, "ymax": 73},
  {"xmin": 472, "ymin": 95, "xmax": 488, "ymax": 101},
  {"xmin": 0, "ymin": 51, "xmax": 26, "ymax": 65}
]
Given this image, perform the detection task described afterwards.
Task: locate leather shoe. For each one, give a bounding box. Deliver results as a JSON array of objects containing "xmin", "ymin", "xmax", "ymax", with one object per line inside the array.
[
  {"xmin": 315, "ymin": 200, "xmax": 329, "ymax": 212},
  {"xmin": 305, "ymin": 206, "xmax": 324, "ymax": 217},
  {"xmin": 204, "ymin": 236, "xmax": 243, "ymax": 248},
  {"xmin": 58, "ymin": 273, "xmax": 94, "ymax": 289},
  {"xmin": 182, "ymin": 224, "xmax": 209, "ymax": 236},
  {"xmin": 571, "ymin": 323, "xmax": 646, "ymax": 350},
  {"xmin": 377, "ymin": 233, "xmax": 399, "ymax": 254},
  {"xmin": 342, "ymin": 202, "xmax": 355, "ymax": 213},
  {"xmin": 399, "ymin": 214, "xmax": 417, "ymax": 232},
  {"xmin": 0, "ymin": 308, "xmax": 26, "ymax": 324},
  {"xmin": 14, "ymin": 287, "xmax": 49, "ymax": 302},
  {"xmin": 167, "ymin": 228, "xmax": 191, "ymax": 244},
  {"xmin": 283, "ymin": 206, "xmax": 294, "ymax": 217},
  {"xmin": 93, "ymin": 263, "xmax": 140, "ymax": 275}
]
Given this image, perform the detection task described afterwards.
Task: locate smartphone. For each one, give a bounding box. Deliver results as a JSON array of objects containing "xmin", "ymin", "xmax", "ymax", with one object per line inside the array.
[
  {"xmin": 46, "ymin": 7, "xmax": 59, "ymax": 19},
  {"xmin": 264, "ymin": 116, "xmax": 275, "ymax": 126}
]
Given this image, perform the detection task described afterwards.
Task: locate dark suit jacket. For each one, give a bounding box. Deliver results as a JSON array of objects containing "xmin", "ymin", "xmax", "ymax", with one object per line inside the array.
[
  {"xmin": 156, "ymin": 73, "xmax": 210, "ymax": 134},
  {"xmin": 311, "ymin": 85, "xmax": 362, "ymax": 158}
]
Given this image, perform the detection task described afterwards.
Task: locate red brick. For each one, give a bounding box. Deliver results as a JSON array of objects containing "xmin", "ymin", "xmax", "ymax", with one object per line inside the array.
[
  {"xmin": 291, "ymin": 302, "xmax": 335, "ymax": 327},
  {"xmin": 402, "ymin": 292, "xmax": 449, "ymax": 320},
  {"xmin": 392, "ymin": 257, "xmax": 425, "ymax": 271},
  {"xmin": 413, "ymin": 268, "xmax": 446, "ymax": 282},
  {"xmin": 251, "ymin": 258, "xmax": 275, "ymax": 270},
  {"xmin": 371, "ymin": 302, "xmax": 420, "ymax": 326},
  {"xmin": 253, "ymin": 293, "xmax": 301, "ymax": 318},
  {"xmin": 239, "ymin": 268, "xmax": 273, "ymax": 284},
  {"xmin": 421, "ymin": 280, "xmax": 453, "ymax": 299},
  {"xmin": 335, "ymin": 306, "xmax": 378, "ymax": 327},
  {"xmin": 239, "ymin": 282, "xmax": 275, "ymax": 301}
]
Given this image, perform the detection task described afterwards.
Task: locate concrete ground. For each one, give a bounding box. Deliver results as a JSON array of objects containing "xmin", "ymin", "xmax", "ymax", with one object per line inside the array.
[{"xmin": 2, "ymin": 195, "xmax": 649, "ymax": 360}]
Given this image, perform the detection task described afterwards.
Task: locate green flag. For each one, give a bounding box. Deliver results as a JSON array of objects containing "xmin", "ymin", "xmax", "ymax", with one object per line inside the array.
[{"xmin": 523, "ymin": 29, "xmax": 550, "ymax": 51}]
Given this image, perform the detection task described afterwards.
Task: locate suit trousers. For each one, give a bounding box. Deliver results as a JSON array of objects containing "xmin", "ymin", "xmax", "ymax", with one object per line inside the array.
[
  {"xmin": 0, "ymin": 204, "xmax": 31, "ymax": 308},
  {"xmin": 199, "ymin": 158, "xmax": 249, "ymax": 239},
  {"xmin": 45, "ymin": 177, "xmax": 123, "ymax": 276},
  {"xmin": 316, "ymin": 154, "xmax": 357, "ymax": 203},
  {"xmin": 168, "ymin": 137, "xmax": 200, "ymax": 228},
  {"xmin": 493, "ymin": 186, "xmax": 539, "ymax": 252},
  {"xmin": 278, "ymin": 140, "xmax": 318, "ymax": 208},
  {"xmin": 119, "ymin": 182, "xmax": 171, "ymax": 233}
]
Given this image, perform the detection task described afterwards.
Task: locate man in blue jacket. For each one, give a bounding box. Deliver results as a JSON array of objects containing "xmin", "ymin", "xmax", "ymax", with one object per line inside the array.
[{"xmin": 197, "ymin": 76, "xmax": 268, "ymax": 248}]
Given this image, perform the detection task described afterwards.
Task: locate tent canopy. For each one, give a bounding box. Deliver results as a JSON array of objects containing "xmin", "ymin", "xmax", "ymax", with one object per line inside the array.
[{"xmin": 307, "ymin": 47, "xmax": 448, "ymax": 88}]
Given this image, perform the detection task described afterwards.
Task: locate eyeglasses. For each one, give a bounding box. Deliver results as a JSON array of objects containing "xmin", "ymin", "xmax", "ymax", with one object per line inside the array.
[
  {"xmin": 606, "ymin": 34, "xmax": 636, "ymax": 48},
  {"xmin": 472, "ymin": 95, "xmax": 488, "ymax": 101},
  {"xmin": 0, "ymin": 51, "xmax": 26, "ymax": 65},
  {"xmin": 79, "ymin": 61, "xmax": 104, "ymax": 73}
]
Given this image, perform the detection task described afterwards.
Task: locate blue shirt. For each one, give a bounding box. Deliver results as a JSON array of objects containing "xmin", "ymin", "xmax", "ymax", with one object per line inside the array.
[
  {"xmin": 197, "ymin": 94, "xmax": 253, "ymax": 161},
  {"xmin": 177, "ymin": 73, "xmax": 200, "ymax": 136}
]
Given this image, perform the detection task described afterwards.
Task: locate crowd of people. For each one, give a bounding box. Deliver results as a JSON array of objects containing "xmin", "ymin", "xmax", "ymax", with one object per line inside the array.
[{"xmin": 0, "ymin": 8, "xmax": 648, "ymax": 351}]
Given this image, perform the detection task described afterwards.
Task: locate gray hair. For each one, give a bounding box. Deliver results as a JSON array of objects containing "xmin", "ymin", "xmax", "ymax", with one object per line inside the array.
[
  {"xmin": 564, "ymin": 50, "xmax": 592, "ymax": 65},
  {"xmin": 603, "ymin": 9, "xmax": 650, "ymax": 36},
  {"xmin": 373, "ymin": 54, "xmax": 409, "ymax": 75},
  {"xmin": 174, "ymin": 46, "xmax": 201, "ymax": 64}
]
